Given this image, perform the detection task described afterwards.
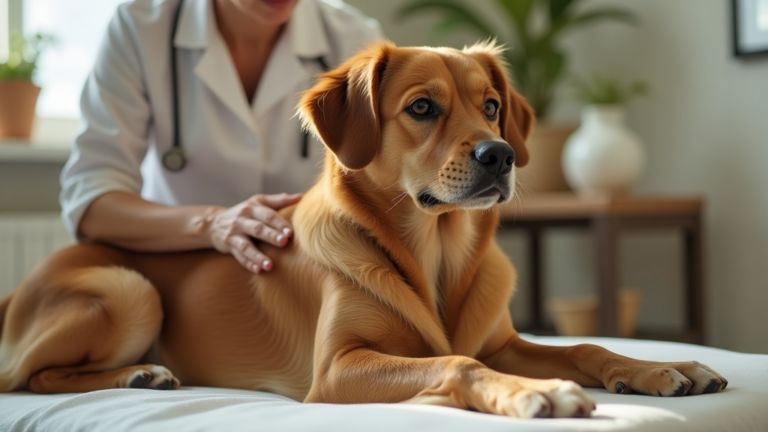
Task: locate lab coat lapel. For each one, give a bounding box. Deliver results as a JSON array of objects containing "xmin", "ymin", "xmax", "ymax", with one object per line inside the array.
[
  {"xmin": 194, "ymin": 35, "xmax": 258, "ymax": 136},
  {"xmin": 178, "ymin": 0, "xmax": 257, "ymax": 136},
  {"xmin": 251, "ymin": 33, "xmax": 307, "ymax": 118},
  {"xmin": 252, "ymin": 0, "xmax": 331, "ymax": 118}
]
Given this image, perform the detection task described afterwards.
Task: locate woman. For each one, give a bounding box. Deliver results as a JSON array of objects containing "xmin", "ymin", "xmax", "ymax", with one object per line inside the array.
[{"xmin": 60, "ymin": 0, "xmax": 382, "ymax": 273}]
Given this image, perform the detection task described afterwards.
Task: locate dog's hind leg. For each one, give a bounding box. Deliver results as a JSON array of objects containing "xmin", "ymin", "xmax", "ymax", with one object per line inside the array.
[
  {"xmin": 29, "ymin": 364, "xmax": 179, "ymax": 393},
  {"xmin": 1, "ymin": 266, "xmax": 176, "ymax": 393}
]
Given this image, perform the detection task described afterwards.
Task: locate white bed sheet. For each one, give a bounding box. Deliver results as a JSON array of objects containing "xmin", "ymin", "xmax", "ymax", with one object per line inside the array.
[{"xmin": 1, "ymin": 336, "xmax": 767, "ymax": 432}]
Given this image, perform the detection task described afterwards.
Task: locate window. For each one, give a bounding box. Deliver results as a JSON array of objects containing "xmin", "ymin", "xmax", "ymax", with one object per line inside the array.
[
  {"xmin": 22, "ymin": 0, "xmax": 124, "ymax": 118},
  {"xmin": 0, "ymin": 0, "xmax": 8, "ymax": 62}
]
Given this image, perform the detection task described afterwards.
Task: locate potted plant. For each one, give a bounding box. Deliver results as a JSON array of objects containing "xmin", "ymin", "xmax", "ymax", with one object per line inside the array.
[
  {"xmin": 0, "ymin": 31, "xmax": 54, "ymax": 140},
  {"xmin": 396, "ymin": 0, "xmax": 638, "ymax": 193},
  {"xmin": 561, "ymin": 73, "xmax": 649, "ymax": 197}
]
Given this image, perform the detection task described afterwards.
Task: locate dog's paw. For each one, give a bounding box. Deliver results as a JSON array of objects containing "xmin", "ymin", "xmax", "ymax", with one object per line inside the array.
[
  {"xmin": 506, "ymin": 380, "xmax": 595, "ymax": 419},
  {"xmin": 669, "ymin": 361, "xmax": 728, "ymax": 395},
  {"xmin": 610, "ymin": 361, "xmax": 727, "ymax": 397},
  {"xmin": 127, "ymin": 365, "xmax": 180, "ymax": 390}
]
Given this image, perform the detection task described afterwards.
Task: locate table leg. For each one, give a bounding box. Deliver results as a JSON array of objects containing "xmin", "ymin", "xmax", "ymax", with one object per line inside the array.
[
  {"xmin": 684, "ymin": 217, "xmax": 705, "ymax": 344},
  {"xmin": 594, "ymin": 217, "xmax": 619, "ymax": 337},
  {"xmin": 528, "ymin": 228, "xmax": 543, "ymax": 330}
]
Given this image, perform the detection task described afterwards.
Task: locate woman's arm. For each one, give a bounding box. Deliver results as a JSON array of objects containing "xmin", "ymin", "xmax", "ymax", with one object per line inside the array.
[
  {"xmin": 79, "ymin": 191, "xmax": 302, "ymax": 273},
  {"xmin": 78, "ymin": 191, "xmax": 217, "ymax": 252}
]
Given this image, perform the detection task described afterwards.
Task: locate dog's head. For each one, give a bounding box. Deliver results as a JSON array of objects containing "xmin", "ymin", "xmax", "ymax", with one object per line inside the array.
[{"xmin": 299, "ymin": 41, "xmax": 534, "ymax": 213}]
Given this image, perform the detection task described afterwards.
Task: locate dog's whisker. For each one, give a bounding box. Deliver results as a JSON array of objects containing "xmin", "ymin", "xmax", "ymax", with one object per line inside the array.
[
  {"xmin": 386, "ymin": 192, "xmax": 411, "ymax": 213},
  {"xmin": 384, "ymin": 175, "xmax": 438, "ymax": 212},
  {"xmin": 389, "ymin": 191, "xmax": 408, "ymax": 203}
]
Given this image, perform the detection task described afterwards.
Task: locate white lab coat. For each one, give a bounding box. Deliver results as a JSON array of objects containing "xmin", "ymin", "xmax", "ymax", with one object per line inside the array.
[{"xmin": 59, "ymin": 0, "xmax": 382, "ymax": 238}]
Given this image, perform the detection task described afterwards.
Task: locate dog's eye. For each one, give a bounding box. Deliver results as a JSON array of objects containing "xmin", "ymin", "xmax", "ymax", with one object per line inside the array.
[
  {"xmin": 407, "ymin": 98, "xmax": 435, "ymax": 117},
  {"xmin": 483, "ymin": 100, "xmax": 499, "ymax": 120}
]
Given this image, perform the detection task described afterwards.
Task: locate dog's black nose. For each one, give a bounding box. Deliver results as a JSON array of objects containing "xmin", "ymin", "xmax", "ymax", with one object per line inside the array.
[{"xmin": 471, "ymin": 141, "xmax": 515, "ymax": 177}]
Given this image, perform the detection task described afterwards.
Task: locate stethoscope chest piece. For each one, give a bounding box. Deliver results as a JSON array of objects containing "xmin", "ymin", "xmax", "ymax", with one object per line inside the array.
[{"xmin": 162, "ymin": 147, "xmax": 187, "ymax": 172}]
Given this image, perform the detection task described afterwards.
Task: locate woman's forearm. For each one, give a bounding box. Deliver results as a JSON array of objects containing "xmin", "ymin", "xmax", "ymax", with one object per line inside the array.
[{"xmin": 78, "ymin": 191, "xmax": 222, "ymax": 252}]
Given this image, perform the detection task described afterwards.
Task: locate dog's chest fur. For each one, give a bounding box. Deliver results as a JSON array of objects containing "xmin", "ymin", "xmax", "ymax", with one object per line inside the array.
[{"xmin": 401, "ymin": 212, "xmax": 479, "ymax": 321}]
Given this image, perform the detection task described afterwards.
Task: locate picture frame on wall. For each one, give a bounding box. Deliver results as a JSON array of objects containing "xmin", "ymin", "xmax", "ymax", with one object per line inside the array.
[{"xmin": 732, "ymin": 0, "xmax": 768, "ymax": 56}]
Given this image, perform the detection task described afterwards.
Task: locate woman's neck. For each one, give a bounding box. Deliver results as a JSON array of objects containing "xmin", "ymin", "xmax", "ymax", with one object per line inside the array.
[
  {"xmin": 213, "ymin": 0, "xmax": 287, "ymax": 103},
  {"xmin": 213, "ymin": 0, "xmax": 284, "ymax": 55}
]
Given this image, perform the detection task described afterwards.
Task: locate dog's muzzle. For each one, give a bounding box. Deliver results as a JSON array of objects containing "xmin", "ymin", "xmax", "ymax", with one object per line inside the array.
[
  {"xmin": 465, "ymin": 141, "xmax": 514, "ymax": 202},
  {"xmin": 418, "ymin": 141, "xmax": 516, "ymax": 208}
]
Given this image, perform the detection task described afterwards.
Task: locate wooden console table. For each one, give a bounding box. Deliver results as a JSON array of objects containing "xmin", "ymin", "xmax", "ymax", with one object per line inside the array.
[{"xmin": 498, "ymin": 193, "xmax": 705, "ymax": 344}]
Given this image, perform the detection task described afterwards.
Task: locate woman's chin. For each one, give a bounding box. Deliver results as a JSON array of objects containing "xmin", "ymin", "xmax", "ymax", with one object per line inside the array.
[{"xmin": 261, "ymin": 0, "xmax": 296, "ymax": 10}]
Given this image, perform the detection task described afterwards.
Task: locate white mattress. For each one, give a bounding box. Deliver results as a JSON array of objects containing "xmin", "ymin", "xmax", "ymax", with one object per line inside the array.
[{"xmin": 1, "ymin": 336, "xmax": 766, "ymax": 432}]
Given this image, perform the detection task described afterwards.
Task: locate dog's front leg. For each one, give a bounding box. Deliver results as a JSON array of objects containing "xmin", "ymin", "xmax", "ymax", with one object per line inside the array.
[
  {"xmin": 482, "ymin": 327, "xmax": 728, "ymax": 396},
  {"xmin": 305, "ymin": 284, "xmax": 594, "ymax": 418}
]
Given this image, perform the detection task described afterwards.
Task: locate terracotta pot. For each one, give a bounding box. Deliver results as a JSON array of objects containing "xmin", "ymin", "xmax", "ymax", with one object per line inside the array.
[
  {"xmin": 546, "ymin": 289, "xmax": 643, "ymax": 337},
  {"xmin": 0, "ymin": 80, "xmax": 41, "ymax": 140},
  {"xmin": 516, "ymin": 122, "xmax": 576, "ymax": 194},
  {"xmin": 546, "ymin": 296, "xmax": 597, "ymax": 337}
]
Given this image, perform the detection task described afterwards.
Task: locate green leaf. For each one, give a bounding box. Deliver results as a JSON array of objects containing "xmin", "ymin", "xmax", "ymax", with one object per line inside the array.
[
  {"xmin": 548, "ymin": 0, "xmax": 578, "ymax": 22},
  {"xmin": 396, "ymin": 0, "xmax": 498, "ymax": 38},
  {"xmin": 569, "ymin": 73, "xmax": 649, "ymax": 105},
  {"xmin": 537, "ymin": 6, "xmax": 637, "ymax": 60},
  {"xmin": 430, "ymin": 14, "xmax": 472, "ymax": 39},
  {"xmin": 0, "ymin": 31, "xmax": 55, "ymax": 82},
  {"xmin": 540, "ymin": 48, "xmax": 565, "ymax": 83},
  {"xmin": 495, "ymin": 0, "xmax": 535, "ymax": 29},
  {"xmin": 505, "ymin": 51, "xmax": 528, "ymax": 87},
  {"xmin": 568, "ymin": 8, "xmax": 639, "ymax": 28}
]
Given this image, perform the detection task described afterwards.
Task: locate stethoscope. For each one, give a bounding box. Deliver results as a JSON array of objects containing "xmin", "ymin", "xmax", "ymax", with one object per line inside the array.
[{"xmin": 162, "ymin": 0, "xmax": 329, "ymax": 172}]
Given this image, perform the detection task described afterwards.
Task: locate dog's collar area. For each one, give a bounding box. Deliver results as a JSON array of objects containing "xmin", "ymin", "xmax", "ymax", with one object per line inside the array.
[{"xmin": 418, "ymin": 191, "xmax": 444, "ymax": 207}]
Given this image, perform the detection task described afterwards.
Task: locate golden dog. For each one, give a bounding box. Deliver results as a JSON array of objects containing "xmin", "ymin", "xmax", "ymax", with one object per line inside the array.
[{"xmin": 0, "ymin": 41, "xmax": 726, "ymax": 418}]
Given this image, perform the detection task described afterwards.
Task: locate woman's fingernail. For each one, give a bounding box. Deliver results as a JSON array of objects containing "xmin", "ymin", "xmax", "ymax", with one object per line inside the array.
[
  {"xmin": 252, "ymin": 264, "xmax": 260, "ymax": 273},
  {"xmin": 277, "ymin": 234, "xmax": 284, "ymax": 243},
  {"xmin": 282, "ymin": 228, "xmax": 291, "ymax": 235},
  {"xmin": 263, "ymin": 260, "xmax": 270, "ymax": 269}
]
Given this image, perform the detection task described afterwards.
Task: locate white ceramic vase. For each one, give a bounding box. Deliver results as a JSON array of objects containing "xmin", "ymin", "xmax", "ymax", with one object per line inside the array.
[{"xmin": 561, "ymin": 105, "xmax": 645, "ymax": 198}]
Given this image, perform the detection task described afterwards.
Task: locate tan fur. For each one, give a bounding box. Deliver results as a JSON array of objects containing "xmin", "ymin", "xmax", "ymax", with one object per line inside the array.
[{"xmin": 0, "ymin": 41, "xmax": 726, "ymax": 417}]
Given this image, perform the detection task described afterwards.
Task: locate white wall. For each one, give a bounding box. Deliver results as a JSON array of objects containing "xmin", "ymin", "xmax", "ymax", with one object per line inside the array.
[{"xmin": 347, "ymin": 0, "xmax": 768, "ymax": 353}]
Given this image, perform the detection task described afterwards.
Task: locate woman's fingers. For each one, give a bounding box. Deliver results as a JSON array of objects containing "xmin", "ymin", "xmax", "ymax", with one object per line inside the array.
[
  {"xmin": 228, "ymin": 233, "xmax": 273, "ymax": 273},
  {"xmin": 236, "ymin": 216, "xmax": 287, "ymax": 247},
  {"xmin": 211, "ymin": 193, "xmax": 303, "ymax": 273},
  {"xmin": 248, "ymin": 207, "xmax": 292, "ymax": 241}
]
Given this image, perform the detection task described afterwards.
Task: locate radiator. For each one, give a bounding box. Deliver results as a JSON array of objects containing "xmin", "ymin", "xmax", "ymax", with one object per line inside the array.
[{"xmin": 0, "ymin": 212, "xmax": 73, "ymax": 297}]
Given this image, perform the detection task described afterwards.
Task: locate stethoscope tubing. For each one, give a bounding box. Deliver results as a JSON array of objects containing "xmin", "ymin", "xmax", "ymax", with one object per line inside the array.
[{"xmin": 162, "ymin": 0, "xmax": 187, "ymax": 172}]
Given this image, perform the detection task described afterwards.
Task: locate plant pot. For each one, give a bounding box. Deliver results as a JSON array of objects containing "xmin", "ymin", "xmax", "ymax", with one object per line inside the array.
[
  {"xmin": 546, "ymin": 296, "xmax": 597, "ymax": 337},
  {"xmin": 561, "ymin": 105, "xmax": 645, "ymax": 198},
  {"xmin": 0, "ymin": 80, "xmax": 41, "ymax": 140},
  {"xmin": 516, "ymin": 122, "xmax": 576, "ymax": 194},
  {"xmin": 546, "ymin": 289, "xmax": 643, "ymax": 337}
]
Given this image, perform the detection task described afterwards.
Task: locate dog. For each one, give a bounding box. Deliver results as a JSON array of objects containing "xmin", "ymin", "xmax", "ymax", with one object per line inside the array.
[{"xmin": 0, "ymin": 41, "xmax": 726, "ymax": 418}]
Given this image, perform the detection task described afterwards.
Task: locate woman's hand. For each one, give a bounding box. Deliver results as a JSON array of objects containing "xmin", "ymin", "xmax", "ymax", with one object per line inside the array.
[{"xmin": 206, "ymin": 193, "xmax": 303, "ymax": 273}]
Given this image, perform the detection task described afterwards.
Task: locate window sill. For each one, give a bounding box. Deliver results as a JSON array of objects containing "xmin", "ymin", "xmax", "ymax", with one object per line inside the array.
[{"xmin": 0, "ymin": 117, "xmax": 78, "ymax": 163}]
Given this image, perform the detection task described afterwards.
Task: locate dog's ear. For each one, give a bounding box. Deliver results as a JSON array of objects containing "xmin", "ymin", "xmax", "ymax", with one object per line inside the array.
[
  {"xmin": 299, "ymin": 43, "xmax": 392, "ymax": 170},
  {"xmin": 500, "ymin": 86, "xmax": 534, "ymax": 167},
  {"xmin": 463, "ymin": 42, "xmax": 535, "ymax": 167}
]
